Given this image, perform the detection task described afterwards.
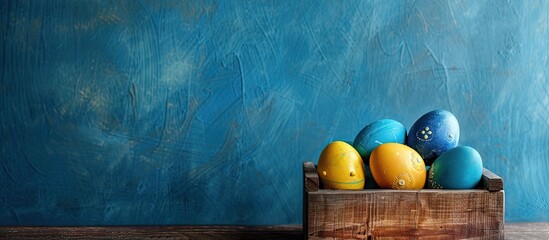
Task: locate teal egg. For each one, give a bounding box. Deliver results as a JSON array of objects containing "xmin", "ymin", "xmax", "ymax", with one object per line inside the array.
[
  {"xmin": 352, "ymin": 119, "xmax": 406, "ymax": 164},
  {"xmin": 364, "ymin": 164, "xmax": 379, "ymax": 189},
  {"xmin": 428, "ymin": 146, "xmax": 483, "ymax": 189}
]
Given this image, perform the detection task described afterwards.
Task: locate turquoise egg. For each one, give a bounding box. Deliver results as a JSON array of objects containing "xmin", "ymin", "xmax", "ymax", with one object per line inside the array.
[
  {"xmin": 364, "ymin": 164, "xmax": 379, "ymax": 189},
  {"xmin": 352, "ymin": 119, "xmax": 406, "ymax": 164},
  {"xmin": 428, "ymin": 146, "xmax": 483, "ymax": 189}
]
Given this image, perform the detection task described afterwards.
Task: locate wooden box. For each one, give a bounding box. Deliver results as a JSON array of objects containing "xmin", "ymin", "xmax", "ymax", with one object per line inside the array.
[{"xmin": 303, "ymin": 162, "xmax": 504, "ymax": 239}]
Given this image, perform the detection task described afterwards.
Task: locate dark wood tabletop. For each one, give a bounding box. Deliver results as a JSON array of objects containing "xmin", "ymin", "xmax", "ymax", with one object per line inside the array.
[{"xmin": 1, "ymin": 223, "xmax": 548, "ymax": 239}]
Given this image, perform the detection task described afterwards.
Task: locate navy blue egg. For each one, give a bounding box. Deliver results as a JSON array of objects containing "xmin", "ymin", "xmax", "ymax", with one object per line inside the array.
[
  {"xmin": 407, "ymin": 110, "xmax": 459, "ymax": 165},
  {"xmin": 428, "ymin": 146, "xmax": 483, "ymax": 189},
  {"xmin": 353, "ymin": 119, "xmax": 406, "ymax": 164}
]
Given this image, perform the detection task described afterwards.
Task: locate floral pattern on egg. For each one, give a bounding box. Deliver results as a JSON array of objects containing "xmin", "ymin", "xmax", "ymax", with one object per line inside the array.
[
  {"xmin": 416, "ymin": 126, "xmax": 433, "ymax": 141},
  {"xmin": 409, "ymin": 152, "xmax": 425, "ymax": 172},
  {"xmin": 391, "ymin": 172, "xmax": 413, "ymax": 190}
]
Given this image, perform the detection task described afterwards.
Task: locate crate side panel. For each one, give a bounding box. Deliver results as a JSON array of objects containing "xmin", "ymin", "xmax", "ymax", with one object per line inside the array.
[
  {"xmin": 305, "ymin": 190, "xmax": 504, "ymax": 240},
  {"xmin": 416, "ymin": 190, "xmax": 504, "ymax": 239},
  {"xmin": 306, "ymin": 191, "xmax": 418, "ymax": 239}
]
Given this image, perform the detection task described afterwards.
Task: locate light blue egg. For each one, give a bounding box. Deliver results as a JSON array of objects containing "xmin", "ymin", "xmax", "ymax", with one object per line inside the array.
[
  {"xmin": 352, "ymin": 119, "xmax": 406, "ymax": 164},
  {"xmin": 428, "ymin": 146, "xmax": 483, "ymax": 189}
]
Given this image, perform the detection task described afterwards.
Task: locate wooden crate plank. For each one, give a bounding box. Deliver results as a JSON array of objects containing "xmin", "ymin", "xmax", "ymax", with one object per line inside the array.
[
  {"xmin": 481, "ymin": 168, "xmax": 504, "ymax": 191},
  {"xmin": 1, "ymin": 223, "xmax": 548, "ymax": 240},
  {"xmin": 303, "ymin": 162, "xmax": 319, "ymax": 192},
  {"xmin": 307, "ymin": 190, "xmax": 418, "ymax": 239},
  {"xmin": 306, "ymin": 190, "xmax": 504, "ymax": 239},
  {"xmin": 0, "ymin": 225, "xmax": 303, "ymax": 240},
  {"xmin": 416, "ymin": 190, "xmax": 504, "ymax": 239},
  {"xmin": 417, "ymin": 190, "xmax": 504, "ymax": 228}
]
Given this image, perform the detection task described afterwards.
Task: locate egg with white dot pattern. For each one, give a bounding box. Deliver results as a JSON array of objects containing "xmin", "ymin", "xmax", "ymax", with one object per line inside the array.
[{"xmin": 407, "ymin": 110, "xmax": 460, "ymax": 165}]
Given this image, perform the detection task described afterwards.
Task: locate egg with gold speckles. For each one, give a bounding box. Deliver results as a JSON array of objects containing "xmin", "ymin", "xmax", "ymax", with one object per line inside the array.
[
  {"xmin": 428, "ymin": 146, "xmax": 483, "ymax": 189},
  {"xmin": 317, "ymin": 141, "xmax": 365, "ymax": 190},
  {"xmin": 407, "ymin": 110, "xmax": 460, "ymax": 165},
  {"xmin": 369, "ymin": 143, "xmax": 426, "ymax": 190}
]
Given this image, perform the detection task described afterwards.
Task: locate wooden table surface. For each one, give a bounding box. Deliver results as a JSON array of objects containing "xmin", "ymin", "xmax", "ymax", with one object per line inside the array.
[{"xmin": 1, "ymin": 223, "xmax": 548, "ymax": 239}]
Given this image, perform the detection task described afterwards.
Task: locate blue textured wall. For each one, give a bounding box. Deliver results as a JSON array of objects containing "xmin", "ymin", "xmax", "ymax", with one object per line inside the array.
[{"xmin": 1, "ymin": 0, "xmax": 548, "ymax": 225}]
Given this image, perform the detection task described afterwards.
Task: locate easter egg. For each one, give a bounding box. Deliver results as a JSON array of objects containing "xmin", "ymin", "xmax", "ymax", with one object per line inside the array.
[
  {"xmin": 369, "ymin": 143, "xmax": 426, "ymax": 190},
  {"xmin": 407, "ymin": 110, "xmax": 460, "ymax": 165},
  {"xmin": 428, "ymin": 146, "xmax": 483, "ymax": 189},
  {"xmin": 353, "ymin": 119, "xmax": 406, "ymax": 164},
  {"xmin": 364, "ymin": 165, "xmax": 379, "ymax": 189},
  {"xmin": 317, "ymin": 141, "xmax": 365, "ymax": 190}
]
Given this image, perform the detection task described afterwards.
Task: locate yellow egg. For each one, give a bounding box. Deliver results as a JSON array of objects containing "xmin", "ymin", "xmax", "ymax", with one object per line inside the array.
[
  {"xmin": 369, "ymin": 143, "xmax": 426, "ymax": 190},
  {"xmin": 317, "ymin": 141, "xmax": 365, "ymax": 190}
]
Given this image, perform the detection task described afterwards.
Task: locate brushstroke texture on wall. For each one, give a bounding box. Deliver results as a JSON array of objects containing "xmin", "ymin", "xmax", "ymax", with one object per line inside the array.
[{"xmin": 1, "ymin": 0, "xmax": 548, "ymax": 225}]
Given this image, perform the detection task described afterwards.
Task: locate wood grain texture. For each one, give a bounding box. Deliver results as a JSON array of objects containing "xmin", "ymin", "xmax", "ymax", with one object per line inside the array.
[
  {"xmin": 1, "ymin": 223, "xmax": 549, "ymax": 239},
  {"xmin": 505, "ymin": 222, "xmax": 549, "ymax": 240},
  {"xmin": 0, "ymin": 225, "xmax": 303, "ymax": 240},
  {"xmin": 303, "ymin": 163, "xmax": 505, "ymax": 239},
  {"xmin": 306, "ymin": 190, "xmax": 504, "ymax": 239},
  {"xmin": 303, "ymin": 162, "xmax": 319, "ymax": 192},
  {"xmin": 482, "ymin": 168, "xmax": 504, "ymax": 192}
]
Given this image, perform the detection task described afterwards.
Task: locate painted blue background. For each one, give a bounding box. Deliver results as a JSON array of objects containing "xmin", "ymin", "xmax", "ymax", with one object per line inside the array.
[{"xmin": 1, "ymin": 0, "xmax": 548, "ymax": 225}]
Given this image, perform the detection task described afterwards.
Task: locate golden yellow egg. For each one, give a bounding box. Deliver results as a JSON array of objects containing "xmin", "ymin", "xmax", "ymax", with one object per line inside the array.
[
  {"xmin": 369, "ymin": 143, "xmax": 426, "ymax": 190},
  {"xmin": 317, "ymin": 141, "xmax": 365, "ymax": 190}
]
